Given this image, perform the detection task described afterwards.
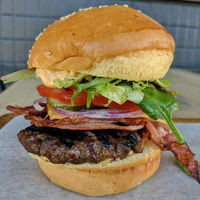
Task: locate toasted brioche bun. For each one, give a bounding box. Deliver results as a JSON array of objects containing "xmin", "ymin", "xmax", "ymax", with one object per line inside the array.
[
  {"xmin": 28, "ymin": 5, "xmax": 175, "ymax": 87},
  {"xmin": 29, "ymin": 142, "xmax": 161, "ymax": 196}
]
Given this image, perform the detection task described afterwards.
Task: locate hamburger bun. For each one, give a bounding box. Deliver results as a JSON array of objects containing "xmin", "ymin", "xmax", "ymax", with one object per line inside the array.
[
  {"xmin": 28, "ymin": 5, "xmax": 175, "ymax": 87},
  {"xmin": 29, "ymin": 141, "xmax": 161, "ymax": 196}
]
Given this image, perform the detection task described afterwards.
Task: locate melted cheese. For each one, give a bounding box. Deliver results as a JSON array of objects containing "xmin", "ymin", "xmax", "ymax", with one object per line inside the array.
[{"xmin": 48, "ymin": 105, "xmax": 68, "ymax": 119}]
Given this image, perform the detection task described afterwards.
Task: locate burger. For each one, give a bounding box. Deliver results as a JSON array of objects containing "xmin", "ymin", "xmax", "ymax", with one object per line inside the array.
[{"xmin": 1, "ymin": 5, "xmax": 199, "ymax": 196}]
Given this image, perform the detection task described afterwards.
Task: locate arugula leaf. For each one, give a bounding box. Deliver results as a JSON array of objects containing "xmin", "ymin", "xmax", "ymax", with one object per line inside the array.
[
  {"xmin": 71, "ymin": 77, "xmax": 114, "ymax": 105},
  {"xmin": 138, "ymin": 87, "xmax": 185, "ymax": 144},
  {"xmin": 155, "ymin": 79, "xmax": 171, "ymax": 87},
  {"xmin": 176, "ymin": 159, "xmax": 191, "ymax": 176},
  {"xmin": 154, "ymin": 79, "xmax": 178, "ymax": 96},
  {"xmin": 86, "ymin": 88, "xmax": 96, "ymax": 108},
  {"xmin": 1, "ymin": 69, "xmax": 36, "ymax": 83}
]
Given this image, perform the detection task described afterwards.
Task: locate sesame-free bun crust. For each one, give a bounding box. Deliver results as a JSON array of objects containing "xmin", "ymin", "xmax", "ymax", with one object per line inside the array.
[
  {"xmin": 28, "ymin": 5, "xmax": 175, "ymax": 82},
  {"xmin": 30, "ymin": 142, "xmax": 161, "ymax": 196}
]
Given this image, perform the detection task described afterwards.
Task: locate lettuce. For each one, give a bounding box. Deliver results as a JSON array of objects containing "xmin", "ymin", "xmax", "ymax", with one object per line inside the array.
[
  {"xmin": 1, "ymin": 69, "xmax": 36, "ymax": 83},
  {"xmin": 71, "ymin": 77, "xmax": 145, "ymax": 107},
  {"xmin": 97, "ymin": 84, "xmax": 143, "ymax": 104},
  {"xmin": 132, "ymin": 81, "xmax": 152, "ymax": 90},
  {"xmin": 71, "ymin": 77, "xmax": 115, "ymax": 106},
  {"xmin": 53, "ymin": 74, "xmax": 85, "ymax": 88}
]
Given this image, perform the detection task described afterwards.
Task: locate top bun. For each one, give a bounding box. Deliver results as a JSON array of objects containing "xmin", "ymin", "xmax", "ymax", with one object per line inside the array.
[{"xmin": 28, "ymin": 5, "xmax": 175, "ymax": 82}]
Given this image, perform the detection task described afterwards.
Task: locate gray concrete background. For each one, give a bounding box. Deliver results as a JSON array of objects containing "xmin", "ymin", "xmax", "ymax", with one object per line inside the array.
[{"xmin": 1, "ymin": 0, "xmax": 200, "ymax": 76}]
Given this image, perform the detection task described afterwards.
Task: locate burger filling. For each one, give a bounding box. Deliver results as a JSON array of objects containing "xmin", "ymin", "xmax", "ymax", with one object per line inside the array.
[
  {"xmin": 18, "ymin": 126, "xmax": 144, "ymax": 164},
  {"xmin": 2, "ymin": 69, "xmax": 200, "ymax": 182}
]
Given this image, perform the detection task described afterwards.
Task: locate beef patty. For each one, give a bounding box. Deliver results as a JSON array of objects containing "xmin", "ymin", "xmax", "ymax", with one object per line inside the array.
[{"xmin": 18, "ymin": 125, "xmax": 144, "ymax": 164}]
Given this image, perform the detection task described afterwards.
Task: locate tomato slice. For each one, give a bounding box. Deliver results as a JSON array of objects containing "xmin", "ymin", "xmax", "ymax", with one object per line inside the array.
[
  {"xmin": 108, "ymin": 101, "xmax": 141, "ymax": 111},
  {"xmin": 37, "ymin": 85, "xmax": 141, "ymax": 111},
  {"xmin": 92, "ymin": 94, "xmax": 141, "ymax": 111},
  {"xmin": 37, "ymin": 85, "xmax": 87, "ymax": 106}
]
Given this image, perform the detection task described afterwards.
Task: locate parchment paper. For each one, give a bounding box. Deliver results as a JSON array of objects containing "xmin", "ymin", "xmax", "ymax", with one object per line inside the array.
[{"xmin": 0, "ymin": 116, "xmax": 200, "ymax": 200}]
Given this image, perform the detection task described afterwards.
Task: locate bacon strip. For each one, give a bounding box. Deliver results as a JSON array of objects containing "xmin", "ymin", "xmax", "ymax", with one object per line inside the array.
[
  {"xmin": 146, "ymin": 121, "xmax": 200, "ymax": 183},
  {"xmin": 25, "ymin": 115, "xmax": 144, "ymax": 131},
  {"xmin": 7, "ymin": 105, "xmax": 47, "ymax": 117},
  {"xmin": 7, "ymin": 105, "xmax": 145, "ymax": 131},
  {"xmin": 7, "ymin": 104, "xmax": 200, "ymax": 183}
]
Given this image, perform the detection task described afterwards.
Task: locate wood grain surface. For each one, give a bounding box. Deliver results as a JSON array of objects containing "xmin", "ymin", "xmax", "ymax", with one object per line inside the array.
[
  {"xmin": 0, "ymin": 113, "xmax": 17, "ymax": 128},
  {"xmin": 165, "ymin": 69, "xmax": 200, "ymax": 119},
  {"xmin": 0, "ymin": 69, "xmax": 199, "ymax": 128}
]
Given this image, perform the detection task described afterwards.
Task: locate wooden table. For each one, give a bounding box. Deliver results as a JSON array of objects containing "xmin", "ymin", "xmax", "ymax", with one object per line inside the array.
[{"xmin": 0, "ymin": 69, "xmax": 200, "ymax": 128}]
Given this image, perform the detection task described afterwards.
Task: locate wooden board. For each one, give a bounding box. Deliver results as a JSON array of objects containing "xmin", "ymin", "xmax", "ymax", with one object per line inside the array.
[
  {"xmin": 0, "ymin": 69, "xmax": 200, "ymax": 128},
  {"xmin": 165, "ymin": 69, "xmax": 200, "ymax": 118}
]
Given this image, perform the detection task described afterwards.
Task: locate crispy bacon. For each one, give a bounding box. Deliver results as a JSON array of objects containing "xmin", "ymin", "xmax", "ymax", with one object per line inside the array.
[
  {"xmin": 146, "ymin": 121, "xmax": 200, "ymax": 183},
  {"xmin": 7, "ymin": 105, "xmax": 47, "ymax": 117},
  {"xmin": 25, "ymin": 115, "xmax": 144, "ymax": 131},
  {"xmin": 7, "ymin": 104, "xmax": 200, "ymax": 183},
  {"xmin": 7, "ymin": 105, "xmax": 145, "ymax": 131}
]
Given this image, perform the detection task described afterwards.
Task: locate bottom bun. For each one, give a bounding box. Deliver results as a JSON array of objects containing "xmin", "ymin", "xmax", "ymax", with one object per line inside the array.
[{"xmin": 34, "ymin": 142, "xmax": 161, "ymax": 196}]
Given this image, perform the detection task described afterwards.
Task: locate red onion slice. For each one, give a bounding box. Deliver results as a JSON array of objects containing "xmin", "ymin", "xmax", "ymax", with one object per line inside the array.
[
  {"xmin": 53, "ymin": 107, "xmax": 144, "ymax": 119},
  {"xmin": 33, "ymin": 98, "xmax": 47, "ymax": 111}
]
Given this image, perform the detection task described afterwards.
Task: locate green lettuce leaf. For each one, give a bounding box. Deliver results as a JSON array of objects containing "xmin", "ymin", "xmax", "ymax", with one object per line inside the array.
[
  {"xmin": 1, "ymin": 69, "xmax": 36, "ymax": 83},
  {"xmin": 132, "ymin": 81, "xmax": 152, "ymax": 90},
  {"xmin": 97, "ymin": 84, "xmax": 143, "ymax": 104},
  {"xmin": 138, "ymin": 87, "xmax": 185, "ymax": 144},
  {"xmin": 71, "ymin": 77, "xmax": 145, "ymax": 107},
  {"xmin": 53, "ymin": 74, "xmax": 85, "ymax": 88},
  {"xmin": 71, "ymin": 77, "xmax": 114, "ymax": 106}
]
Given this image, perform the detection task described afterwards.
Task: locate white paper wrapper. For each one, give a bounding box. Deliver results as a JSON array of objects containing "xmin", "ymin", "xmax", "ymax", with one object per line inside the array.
[{"xmin": 0, "ymin": 116, "xmax": 200, "ymax": 200}]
